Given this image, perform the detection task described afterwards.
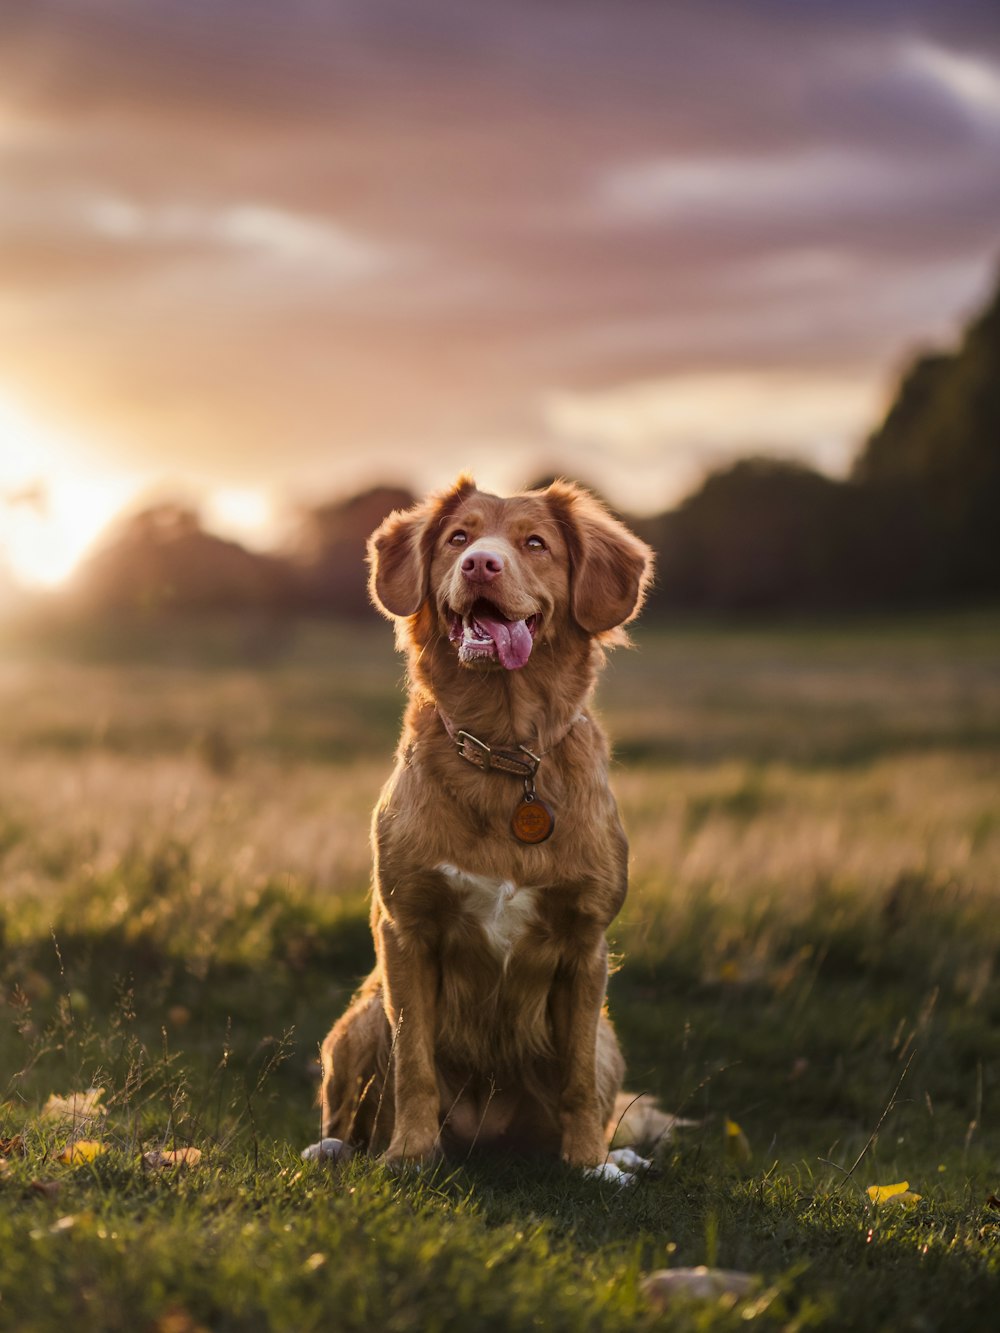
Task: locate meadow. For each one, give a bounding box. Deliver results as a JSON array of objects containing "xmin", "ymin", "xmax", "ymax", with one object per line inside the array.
[{"xmin": 1, "ymin": 611, "xmax": 998, "ymax": 1331}]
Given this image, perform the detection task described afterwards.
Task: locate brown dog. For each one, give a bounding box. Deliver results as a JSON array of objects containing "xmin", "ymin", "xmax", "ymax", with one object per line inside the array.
[{"xmin": 310, "ymin": 476, "xmax": 653, "ymax": 1175}]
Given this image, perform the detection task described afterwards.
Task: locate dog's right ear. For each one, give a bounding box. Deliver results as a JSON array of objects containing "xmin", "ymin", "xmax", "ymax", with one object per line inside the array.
[
  {"xmin": 368, "ymin": 505, "xmax": 428, "ymax": 618},
  {"xmin": 368, "ymin": 475, "xmax": 476, "ymax": 618}
]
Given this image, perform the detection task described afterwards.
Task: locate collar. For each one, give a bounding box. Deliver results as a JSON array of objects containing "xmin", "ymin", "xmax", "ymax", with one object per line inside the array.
[{"xmin": 435, "ymin": 707, "xmax": 586, "ymax": 780}]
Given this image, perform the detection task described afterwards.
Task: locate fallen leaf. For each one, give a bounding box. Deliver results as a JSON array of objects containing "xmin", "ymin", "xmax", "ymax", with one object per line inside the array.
[
  {"xmin": 867, "ymin": 1180, "xmax": 922, "ymax": 1206},
  {"xmin": 58, "ymin": 1140, "xmax": 106, "ymax": 1165},
  {"xmin": 29, "ymin": 1179, "xmax": 61, "ymax": 1200},
  {"xmin": 725, "ymin": 1117, "xmax": 752, "ymax": 1163},
  {"xmin": 0, "ymin": 1135, "xmax": 25, "ymax": 1157},
  {"xmin": 142, "ymin": 1147, "xmax": 203, "ymax": 1169},
  {"xmin": 984, "ymin": 1193, "xmax": 1000, "ymax": 1211},
  {"xmin": 153, "ymin": 1306, "xmax": 210, "ymax": 1333},
  {"xmin": 643, "ymin": 1267, "xmax": 756, "ymax": 1308},
  {"xmin": 41, "ymin": 1088, "xmax": 106, "ymax": 1126}
]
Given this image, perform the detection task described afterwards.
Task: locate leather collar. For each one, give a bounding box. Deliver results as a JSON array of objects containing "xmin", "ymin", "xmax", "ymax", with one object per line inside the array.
[{"xmin": 435, "ymin": 708, "xmax": 586, "ymax": 780}]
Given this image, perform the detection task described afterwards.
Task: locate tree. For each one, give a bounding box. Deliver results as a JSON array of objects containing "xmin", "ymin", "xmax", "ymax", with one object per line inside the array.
[
  {"xmin": 853, "ymin": 274, "xmax": 1000, "ymax": 594},
  {"xmin": 649, "ymin": 458, "xmax": 865, "ymax": 612},
  {"xmin": 73, "ymin": 503, "xmax": 289, "ymax": 614},
  {"xmin": 286, "ymin": 485, "xmax": 415, "ymax": 615}
]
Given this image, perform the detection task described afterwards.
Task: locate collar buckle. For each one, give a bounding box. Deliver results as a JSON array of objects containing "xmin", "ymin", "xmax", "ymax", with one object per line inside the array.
[{"xmin": 455, "ymin": 730, "xmax": 541, "ymax": 780}]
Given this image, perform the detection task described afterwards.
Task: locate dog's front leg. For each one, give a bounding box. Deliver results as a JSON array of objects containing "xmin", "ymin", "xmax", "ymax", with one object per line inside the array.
[
  {"xmin": 378, "ymin": 918, "xmax": 442, "ymax": 1165},
  {"xmin": 553, "ymin": 941, "xmax": 612, "ymax": 1167}
]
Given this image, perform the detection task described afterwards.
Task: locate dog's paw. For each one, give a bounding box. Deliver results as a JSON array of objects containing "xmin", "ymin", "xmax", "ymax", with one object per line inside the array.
[
  {"xmin": 607, "ymin": 1146, "xmax": 652, "ymax": 1173},
  {"xmin": 584, "ymin": 1160, "xmax": 639, "ymax": 1187},
  {"xmin": 301, "ymin": 1137, "xmax": 350, "ymax": 1164},
  {"xmin": 383, "ymin": 1140, "xmax": 444, "ymax": 1173},
  {"xmin": 583, "ymin": 1148, "xmax": 652, "ymax": 1186}
]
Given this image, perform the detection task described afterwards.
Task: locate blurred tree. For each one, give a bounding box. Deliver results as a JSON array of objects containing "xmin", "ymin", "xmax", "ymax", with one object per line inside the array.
[
  {"xmin": 286, "ymin": 485, "xmax": 415, "ymax": 616},
  {"xmin": 72, "ymin": 503, "xmax": 289, "ymax": 614},
  {"xmin": 853, "ymin": 275, "xmax": 1000, "ymax": 595},
  {"xmin": 55, "ymin": 266, "xmax": 1000, "ymax": 625},
  {"xmin": 646, "ymin": 458, "xmax": 865, "ymax": 612},
  {"xmin": 648, "ymin": 268, "xmax": 1000, "ymax": 612}
]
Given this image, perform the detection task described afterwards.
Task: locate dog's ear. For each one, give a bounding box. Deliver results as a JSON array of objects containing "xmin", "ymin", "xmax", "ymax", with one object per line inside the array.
[
  {"xmin": 545, "ymin": 480, "xmax": 654, "ymax": 634},
  {"xmin": 368, "ymin": 475, "xmax": 477, "ymax": 617}
]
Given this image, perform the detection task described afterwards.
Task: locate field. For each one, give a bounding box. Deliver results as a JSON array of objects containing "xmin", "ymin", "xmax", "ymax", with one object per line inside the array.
[{"xmin": 1, "ymin": 612, "xmax": 999, "ymax": 1331}]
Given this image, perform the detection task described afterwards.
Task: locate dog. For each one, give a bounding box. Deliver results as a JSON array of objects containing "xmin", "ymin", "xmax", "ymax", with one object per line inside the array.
[{"xmin": 305, "ymin": 476, "xmax": 654, "ymax": 1180}]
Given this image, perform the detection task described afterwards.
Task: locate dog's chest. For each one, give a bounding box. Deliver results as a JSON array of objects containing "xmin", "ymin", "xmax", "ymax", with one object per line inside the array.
[{"xmin": 437, "ymin": 863, "xmax": 539, "ymax": 961}]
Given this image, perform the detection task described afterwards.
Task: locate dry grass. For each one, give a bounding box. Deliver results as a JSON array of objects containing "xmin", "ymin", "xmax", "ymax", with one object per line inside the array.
[
  {"xmin": 1, "ymin": 613, "xmax": 998, "ymax": 1331},
  {"xmin": 2, "ymin": 614, "xmax": 996, "ymax": 955}
]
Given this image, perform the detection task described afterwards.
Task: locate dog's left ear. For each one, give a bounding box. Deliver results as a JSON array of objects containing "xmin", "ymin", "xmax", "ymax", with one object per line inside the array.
[
  {"xmin": 546, "ymin": 481, "xmax": 654, "ymax": 634},
  {"xmin": 368, "ymin": 475, "xmax": 477, "ymax": 617}
]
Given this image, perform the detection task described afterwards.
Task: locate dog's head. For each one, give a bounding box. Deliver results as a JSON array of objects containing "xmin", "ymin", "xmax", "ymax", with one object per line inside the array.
[{"xmin": 368, "ymin": 476, "xmax": 653, "ymax": 671}]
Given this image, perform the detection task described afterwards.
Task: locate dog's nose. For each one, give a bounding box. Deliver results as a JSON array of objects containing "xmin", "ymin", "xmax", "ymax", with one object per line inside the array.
[{"xmin": 461, "ymin": 549, "xmax": 504, "ymax": 583}]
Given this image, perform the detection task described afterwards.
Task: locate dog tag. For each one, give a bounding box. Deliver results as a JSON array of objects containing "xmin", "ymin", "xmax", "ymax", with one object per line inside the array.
[{"xmin": 511, "ymin": 794, "xmax": 554, "ymax": 844}]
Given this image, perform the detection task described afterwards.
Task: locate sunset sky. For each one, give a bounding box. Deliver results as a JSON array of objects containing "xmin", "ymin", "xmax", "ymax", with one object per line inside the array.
[{"xmin": 1, "ymin": 0, "xmax": 999, "ymax": 588}]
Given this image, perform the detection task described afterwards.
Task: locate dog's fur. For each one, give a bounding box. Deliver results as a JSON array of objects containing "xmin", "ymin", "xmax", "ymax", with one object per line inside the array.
[{"xmin": 318, "ymin": 476, "xmax": 653, "ymax": 1167}]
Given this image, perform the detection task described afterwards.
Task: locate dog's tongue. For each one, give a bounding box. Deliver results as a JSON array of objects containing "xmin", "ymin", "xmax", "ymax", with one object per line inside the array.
[{"xmin": 476, "ymin": 612, "xmax": 533, "ymax": 669}]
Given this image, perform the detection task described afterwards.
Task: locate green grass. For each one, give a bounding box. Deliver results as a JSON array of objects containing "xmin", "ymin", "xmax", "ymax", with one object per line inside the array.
[{"xmin": 1, "ymin": 613, "xmax": 999, "ymax": 1330}]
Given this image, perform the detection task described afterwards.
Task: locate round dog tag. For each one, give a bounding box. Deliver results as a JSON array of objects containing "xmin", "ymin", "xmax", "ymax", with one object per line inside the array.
[{"xmin": 511, "ymin": 795, "xmax": 554, "ymax": 844}]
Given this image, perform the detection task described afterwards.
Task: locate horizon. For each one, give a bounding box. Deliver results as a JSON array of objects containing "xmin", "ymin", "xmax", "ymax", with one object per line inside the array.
[{"xmin": 2, "ymin": 0, "xmax": 999, "ymax": 590}]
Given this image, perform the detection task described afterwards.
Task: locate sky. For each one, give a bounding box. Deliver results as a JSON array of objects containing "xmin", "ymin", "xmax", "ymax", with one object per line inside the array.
[{"xmin": 1, "ymin": 0, "xmax": 999, "ymax": 588}]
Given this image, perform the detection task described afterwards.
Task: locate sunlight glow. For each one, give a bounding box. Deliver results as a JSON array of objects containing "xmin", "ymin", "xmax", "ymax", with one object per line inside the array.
[
  {"xmin": 205, "ymin": 486, "xmax": 276, "ymax": 549},
  {"xmin": 543, "ymin": 369, "xmax": 882, "ymax": 512},
  {"xmin": 0, "ymin": 391, "xmax": 136, "ymax": 588}
]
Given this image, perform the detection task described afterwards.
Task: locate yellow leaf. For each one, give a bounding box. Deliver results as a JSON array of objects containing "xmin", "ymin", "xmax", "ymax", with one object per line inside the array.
[
  {"xmin": 867, "ymin": 1180, "xmax": 908, "ymax": 1203},
  {"xmin": 142, "ymin": 1147, "xmax": 203, "ymax": 1169},
  {"xmin": 725, "ymin": 1118, "xmax": 752, "ymax": 1163},
  {"xmin": 866, "ymin": 1180, "xmax": 921, "ymax": 1205},
  {"xmin": 58, "ymin": 1140, "xmax": 105, "ymax": 1164}
]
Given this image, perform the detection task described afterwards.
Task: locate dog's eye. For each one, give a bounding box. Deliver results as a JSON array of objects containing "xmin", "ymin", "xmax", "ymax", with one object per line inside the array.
[
  {"xmin": 448, "ymin": 530, "xmax": 468, "ymax": 547},
  {"xmin": 525, "ymin": 534, "xmax": 546, "ymax": 551}
]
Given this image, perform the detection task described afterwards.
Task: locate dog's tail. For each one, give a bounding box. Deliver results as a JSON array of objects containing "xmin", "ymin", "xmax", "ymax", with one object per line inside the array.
[{"xmin": 608, "ymin": 1092, "xmax": 698, "ymax": 1157}]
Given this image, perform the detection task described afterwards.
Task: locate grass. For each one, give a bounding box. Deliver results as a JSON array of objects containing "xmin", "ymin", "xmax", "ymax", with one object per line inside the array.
[{"xmin": 1, "ymin": 611, "xmax": 999, "ymax": 1330}]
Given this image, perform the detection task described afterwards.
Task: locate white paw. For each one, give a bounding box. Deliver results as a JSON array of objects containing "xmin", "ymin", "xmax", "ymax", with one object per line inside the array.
[
  {"xmin": 301, "ymin": 1137, "xmax": 348, "ymax": 1163},
  {"xmin": 607, "ymin": 1146, "xmax": 652, "ymax": 1173},
  {"xmin": 584, "ymin": 1160, "xmax": 638, "ymax": 1187}
]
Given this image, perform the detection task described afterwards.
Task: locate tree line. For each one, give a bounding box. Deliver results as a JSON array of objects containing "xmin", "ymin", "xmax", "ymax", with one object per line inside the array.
[{"xmin": 70, "ymin": 271, "xmax": 1000, "ymax": 618}]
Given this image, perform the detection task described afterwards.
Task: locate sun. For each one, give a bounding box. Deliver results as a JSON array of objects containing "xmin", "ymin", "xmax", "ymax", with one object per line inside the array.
[
  {"xmin": 0, "ymin": 390, "xmax": 136, "ymax": 589},
  {"xmin": 205, "ymin": 486, "xmax": 276, "ymax": 549}
]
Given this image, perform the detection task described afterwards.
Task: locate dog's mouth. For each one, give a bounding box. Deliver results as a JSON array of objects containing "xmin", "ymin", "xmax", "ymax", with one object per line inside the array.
[{"xmin": 447, "ymin": 600, "xmax": 538, "ymax": 670}]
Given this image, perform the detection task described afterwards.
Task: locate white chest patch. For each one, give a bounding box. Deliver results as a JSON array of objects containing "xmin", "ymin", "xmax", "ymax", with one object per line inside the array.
[{"xmin": 437, "ymin": 863, "xmax": 539, "ymax": 962}]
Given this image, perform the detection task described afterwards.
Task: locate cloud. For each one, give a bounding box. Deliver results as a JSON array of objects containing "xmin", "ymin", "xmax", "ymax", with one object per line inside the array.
[
  {"xmin": 0, "ymin": 187, "xmax": 395, "ymax": 281},
  {"xmin": 542, "ymin": 368, "xmax": 884, "ymax": 513},
  {"xmin": 86, "ymin": 198, "xmax": 392, "ymax": 273},
  {"xmin": 597, "ymin": 148, "xmax": 924, "ymax": 226},
  {"xmin": 0, "ymin": 0, "xmax": 996, "ymax": 523},
  {"xmin": 594, "ymin": 28, "xmax": 1000, "ymax": 234},
  {"xmin": 902, "ymin": 38, "xmax": 1000, "ymax": 125}
]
